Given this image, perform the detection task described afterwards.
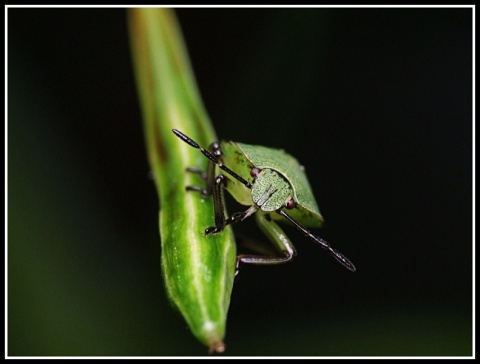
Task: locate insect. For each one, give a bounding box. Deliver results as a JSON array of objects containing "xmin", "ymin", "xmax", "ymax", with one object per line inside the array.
[{"xmin": 172, "ymin": 129, "xmax": 356, "ymax": 274}]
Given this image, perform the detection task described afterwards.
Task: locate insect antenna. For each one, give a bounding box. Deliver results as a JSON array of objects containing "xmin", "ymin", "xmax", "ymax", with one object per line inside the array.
[
  {"xmin": 172, "ymin": 129, "xmax": 252, "ymax": 189},
  {"xmin": 277, "ymin": 209, "xmax": 356, "ymax": 272}
]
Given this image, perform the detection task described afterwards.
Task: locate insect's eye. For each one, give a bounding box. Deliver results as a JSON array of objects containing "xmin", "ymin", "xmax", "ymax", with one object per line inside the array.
[
  {"xmin": 285, "ymin": 197, "xmax": 296, "ymax": 210},
  {"xmin": 212, "ymin": 142, "xmax": 221, "ymax": 157},
  {"xmin": 250, "ymin": 167, "xmax": 261, "ymax": 177}
]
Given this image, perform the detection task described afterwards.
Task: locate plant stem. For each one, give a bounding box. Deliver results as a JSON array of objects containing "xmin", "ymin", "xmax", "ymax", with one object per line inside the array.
[{"xmin": 128, "ymin": 8, "xmax": 236, "ymax": 353}]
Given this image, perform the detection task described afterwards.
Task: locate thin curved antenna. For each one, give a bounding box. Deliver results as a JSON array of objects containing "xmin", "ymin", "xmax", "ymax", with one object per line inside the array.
[
  {"xmin": 172, "ymin": 129, "xmax": 252, "ymax": 189},
  {"xmin": 277, "ymin": 209, "xmax": 356, "ymax": 272}
]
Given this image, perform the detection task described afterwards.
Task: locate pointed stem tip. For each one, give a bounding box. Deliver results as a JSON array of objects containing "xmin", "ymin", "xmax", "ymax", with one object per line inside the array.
[{"xmin": 208, "ymin": 341, "xmax": 225, "ymax": 354}]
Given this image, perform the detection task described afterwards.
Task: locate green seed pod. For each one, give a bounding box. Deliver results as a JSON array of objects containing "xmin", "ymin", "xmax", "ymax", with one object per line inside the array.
[{"xmin": 128, "ymin": 8, "xmax": 236, "ymax": 353}]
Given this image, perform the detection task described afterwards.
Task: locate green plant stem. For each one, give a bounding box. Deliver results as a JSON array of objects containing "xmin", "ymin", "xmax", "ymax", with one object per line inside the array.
[{"xmin": 128, "ymin": 8, "xmax": 236, "ymax": 353}]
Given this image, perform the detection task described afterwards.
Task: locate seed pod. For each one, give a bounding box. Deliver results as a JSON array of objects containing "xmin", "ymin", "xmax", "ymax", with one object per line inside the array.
[{"xmin": 128, "ymin": 8, "xmax": 236, "ymax": 353}]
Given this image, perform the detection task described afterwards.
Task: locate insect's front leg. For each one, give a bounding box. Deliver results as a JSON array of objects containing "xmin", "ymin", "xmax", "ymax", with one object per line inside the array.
[
  {"xmin": 185, "ymin": 142, "xmax": 238, "ymax": 235},
  {"xmin": 204, "ymin": 174, "xmax": 228, "ymax": 234},
  {"xmin": 206, "ymin": 174, "xmax": 259, "ymax": 235},
  {"xmin": 185, "ymin": 141, "xmax": 220, "ymax": 196}
]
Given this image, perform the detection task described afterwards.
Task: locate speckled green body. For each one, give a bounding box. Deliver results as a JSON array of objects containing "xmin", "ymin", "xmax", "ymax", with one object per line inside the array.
[{"xmin": 220, "ymin": 141, "xmax": 324, "ymax": 228}]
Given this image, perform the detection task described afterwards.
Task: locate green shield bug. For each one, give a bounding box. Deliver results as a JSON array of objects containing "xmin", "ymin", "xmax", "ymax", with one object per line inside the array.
[{"xmin": 172, "ymin": 129, "xmax": 356, "ymax": 273}]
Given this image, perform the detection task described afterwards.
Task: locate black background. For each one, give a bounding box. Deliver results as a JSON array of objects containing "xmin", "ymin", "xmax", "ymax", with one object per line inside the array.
[{"xmin": 8, "ymin": 7, "xmax": 472, "ymax": 356}]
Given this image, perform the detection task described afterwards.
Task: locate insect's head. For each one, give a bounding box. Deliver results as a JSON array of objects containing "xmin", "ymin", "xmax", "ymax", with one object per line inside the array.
[{"xmin": 249, "ymin": 167, "xmax": 296, "ymax": 212}]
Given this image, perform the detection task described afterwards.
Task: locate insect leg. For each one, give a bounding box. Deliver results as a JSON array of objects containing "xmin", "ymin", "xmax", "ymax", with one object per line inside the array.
[
  {"xmin": 204, "ymin": 173, "xmax": 250, "ymax": 233},
  {"xmin": 181, "ymin": 136, "xmax": 245, "ymax": 235},
  {"xmin": 235, "ymin": 212, "xmax": 297, "ymax": 276},
  {"xmin": 277, "ymin": 209, "xmax": 356, "ymax": 272},
  {"xmin": 186, "ymin": 167, "xmax": 208, "ymax": 180},
  {"xmin": 185, "ymin": 141, "xmax": 220, "ymax": 196},
  {"xmin": 205, "ymin": 175, "xmax": 228, "ymax": 234}
]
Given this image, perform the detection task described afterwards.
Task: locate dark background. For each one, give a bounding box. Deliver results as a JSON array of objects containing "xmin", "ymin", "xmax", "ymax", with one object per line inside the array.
[{"xmin": 8, "ymin": 7, "xmax": 473, "ymax": 356}]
